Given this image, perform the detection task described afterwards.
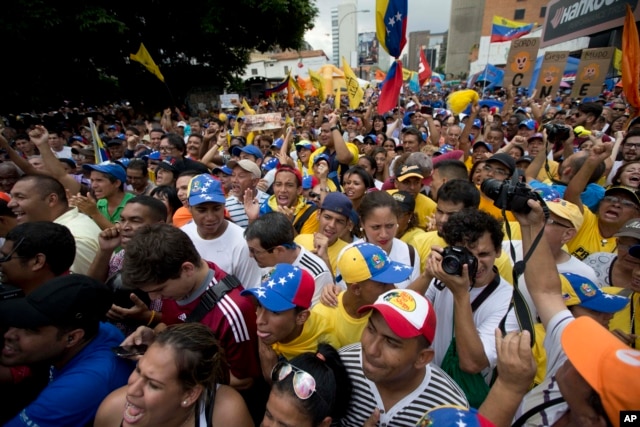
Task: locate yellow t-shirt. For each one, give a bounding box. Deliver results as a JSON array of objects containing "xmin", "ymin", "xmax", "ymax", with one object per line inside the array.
[
  {"xmin": 311, "ymin": 292, "xmax": 371, "ymax": 349},
  {"xmin": 479, "ymin": 190, "xmax": 517, "ymax": 222},
  {"xmin": 608, "ymin": 289, "xmax": 639, "ymax": 349},
  {"xmin": 294, "ymin": 233, "xmax": 349, "ymax": 276},
  {"xmin": 271, "ymin": 311, "xmax": 340, "ymax": 360},
  {"xmin": 387, "ymin": 190, "xmax": 436, "ymax": 230},
  {"xmin": 566, "ymin": 208, "xmax": 617, "ymax": 260},
  {"xmin": 536, "ymin": 159, "xmax": 559, "ymax": 182},
  {"xmin": 400, "ymin": 227, "xmax": 428, "ymax": 248},
  {"xmin": 307, "ymin": 143, "xmax": 359, "ymax": 172}
]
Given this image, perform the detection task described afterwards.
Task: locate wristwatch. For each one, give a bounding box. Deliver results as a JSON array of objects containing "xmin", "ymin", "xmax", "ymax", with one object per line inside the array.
[{"xmin": 330, "ymin": 125, "xmax": 340, "ymax": 132}]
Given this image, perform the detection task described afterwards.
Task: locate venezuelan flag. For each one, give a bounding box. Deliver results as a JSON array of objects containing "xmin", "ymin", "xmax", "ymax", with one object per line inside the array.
[
  {"xmin": 376, "ymin": 0, "xmax": 408, "ymax": 58},
  {"xmin": 490, "ymin": 16, "xmax": 534, "ymax": 43},
  {"xmin": 87, "ymin": 118, "xmax": 109, "ymax": 163},
  {"xmin": 265, "ymin": 75, "xmax": 290, "ymax": 97},
  {"xmin": 378, "ymin": 61, "xmax": 404, "ymax": 114}
]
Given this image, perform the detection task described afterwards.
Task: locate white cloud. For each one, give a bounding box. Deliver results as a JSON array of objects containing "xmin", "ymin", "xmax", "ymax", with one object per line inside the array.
[{"xmin": 305, "ymin": 0, "xmax": 452, "ymax": 60}]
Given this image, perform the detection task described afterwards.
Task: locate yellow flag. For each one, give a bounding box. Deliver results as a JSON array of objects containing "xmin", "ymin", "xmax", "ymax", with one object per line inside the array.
[
  {"xmin": 130, "ymin": 43, "xmax": 165, "ymax": 82},
  {"xmin": 342, "ymin": 57, "xmax": 364, "ymax": 110},
  {"xmin": 309, "ymin": 69, "xmax": 326, "ymax": 101},
  {"xmin": 613, "ymin": 48, "xmax": 622, "ymax": 74},
  {"xmin": 288, "ymin": 71, "xmax": 304, "ymax": 98},
  {"xmin": 335, "ymin": 88, "xmax": 341, "ymax": 109}
]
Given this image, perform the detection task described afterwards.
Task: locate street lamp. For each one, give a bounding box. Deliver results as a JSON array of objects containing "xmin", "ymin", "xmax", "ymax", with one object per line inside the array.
[{"xmin": 337, "ymin": 9, "xmax": 370, "ymax": 67}]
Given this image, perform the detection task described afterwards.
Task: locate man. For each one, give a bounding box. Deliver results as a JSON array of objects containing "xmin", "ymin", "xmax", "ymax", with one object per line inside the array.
[
  {"xmin": 14, "ymin": 134, "xmax": 36, "ymax": 159},
  {"xmin": 511, "ymin": 198, "xmax": 640, "ymax": 427},
  {"xmin": 569, "ymin": 101, "xmax": 602, "ymax": 132},
  {"xmin": 126, "ymin": 158, "xmax": 155, "ymax": 196},
  {"xmin": 477, "ymin": 152, "xmax": 517, "ymax": 221},
  {"xmin": 147, "ymin": 128, "xmax": 164, "ymax": 152},
  {"xmin": 606, "ymin": 129, "xmax": 640, "ymax": 185},
  {"xmin": 106, "ymin": 138, "xmax": 125, "ymax": 160},
  {"xmin": 294, "ymin": 192, "xmax": 353, "ymax": 276},
  {"xmin": 249, "ymin": 165, "xmax": 320, "ymax": 235},
  {"xmin": 231, "ymin": 145, "xmax": 264, "ymax": 168},
  {"xmin": 339, "ymin": 288, "xmax": 468, "ymax": 426},
  {"xmin": 308, "ymin": 115, "xmax": 358, "ymax": 183},
  {"xmin": 120, "ymin": 223, "xmax": 261, "ymax": 391},
  {"xmin": 226, "ymin": 159, "xmax": 268, "ymax": 228},
  {"xmin": 388, "ymin": 164, "xmax": 436, "ymax": 230},
  {"xmin": 8, "ymin": 174, "xmax": 100, "ymax": 274},
  {"xmin": 400, "ymin": 127, "xmax": 425, "ymax": 153},
  {"xmin": 47, "ymin": 130, "xmax": 73, "ymax": 159},
  {"xmin": 445, "ymin": 124, "xmax": 462, "ymax": 148},
  {"xmin": 312, "ymin": 242, "xmax": 412, "ymax": 348},
  {"xmin": 429, "ymin": 159, "xmax": 469, "ymax": 201},
  {"xmin": 181, "ymin": 173, "xmax": 263, "ymax": 287},
  {"xmin": 0, "ymin": 162, "xmax": 21, "ymax": 194},
  {"xmin": 0, "ymin": 275, "xmax": 132, "ymax": 426},
  {"xmin": 171, "ymin": 170, "xmax": 200, "ymax": 228},
  {"xmin": 426, "ymin": 208, "xmax": 514, "ymax": 406},
  {"xmin": 159, "ymin": 133, "xmax": 210, "ymax": 174},
  {"xmin": 517, "ymin": 119, "xmax": 536, "ymax": 139},
  {"xmin": 241, "ymin": 264, "xmax": 338, "ymax": 377},
  {"xmin": 245, "ymin": 212, "xmax": 333, "ymax": 305},
  {"xmin": 185, "ymin": 133, "xmax": 202, "ymax": 160},
  {"xmin": 81, "ymin": 162, "xmax": 135, "ymax": 229}
]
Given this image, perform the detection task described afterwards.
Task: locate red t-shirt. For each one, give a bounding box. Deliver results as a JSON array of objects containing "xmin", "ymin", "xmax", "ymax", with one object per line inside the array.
[{"xmin": 161, "ymin": 262, "xmax": 260, "ymax": 381}]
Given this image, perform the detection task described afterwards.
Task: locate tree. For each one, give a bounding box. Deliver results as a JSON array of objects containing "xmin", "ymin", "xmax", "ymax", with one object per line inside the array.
[{"xmin": 1, "ymin": 0, "xmax": 318, "ymax": 113}]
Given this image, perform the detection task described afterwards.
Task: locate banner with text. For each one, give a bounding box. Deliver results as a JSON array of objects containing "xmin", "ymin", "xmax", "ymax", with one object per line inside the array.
[
  {"xmin": 572, "ymin": 47, "xmax": 615, "ymax": 98},
  {"xmin": 242, "ymin": 113, "xmax": 283, "ymax": 132},
  {"xmin": 535, "ymin": 51, "xmax": 570, "ymax": 98},
  {"xmin": 503, "ymin": 38, "xmax": 540, "ymax": 90}
]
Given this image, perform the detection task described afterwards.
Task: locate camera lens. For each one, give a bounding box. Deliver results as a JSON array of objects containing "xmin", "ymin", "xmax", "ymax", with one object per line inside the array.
[
  {"xmin": 442, "ymin": 256, "xmax": 461, "ymax": 276},
  {"xmin": 480, "ymin": 178, "xmax": 504, "ymax": 199}
]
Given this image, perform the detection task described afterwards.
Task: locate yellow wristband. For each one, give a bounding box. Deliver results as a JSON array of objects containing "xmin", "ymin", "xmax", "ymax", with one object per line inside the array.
[{"xmin": 146, "ymin": 310, "xmax": 156, "ymax": 327}]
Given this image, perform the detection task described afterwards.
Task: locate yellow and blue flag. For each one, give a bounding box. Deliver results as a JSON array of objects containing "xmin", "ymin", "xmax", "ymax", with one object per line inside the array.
[
  {"xmin": 490, "ymin": 16, "xmax": 534, "ymax": 43},
  {"xmin": 87, "ymin": 118, "xmax": 109, "ymax": 163},
  {"xmin": 376, "ymin": 0, "xmax": 408, "ymax": 58}
]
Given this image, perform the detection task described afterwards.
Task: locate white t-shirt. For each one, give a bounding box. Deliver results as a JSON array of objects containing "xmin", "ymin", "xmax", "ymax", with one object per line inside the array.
[
  {"xmin": 294, "ymin": 246, "xmax": 334, "ymax": 307},
  {"xmin": 180, "ymin": 220, "xmax": 263, "ymax": 288},
  {"xmin": 53, "ymin": 146, "xmax": 74, "ymax": 159}
]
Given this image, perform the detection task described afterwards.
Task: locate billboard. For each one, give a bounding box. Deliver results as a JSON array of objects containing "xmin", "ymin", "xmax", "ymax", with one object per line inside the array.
[
  {"xmin": 541, "ymin": 0, "xmax": 640, "ymax": 47},
  {"xmin": 358, "ymin": 32, "xmax": 379, "ymax": 66}
]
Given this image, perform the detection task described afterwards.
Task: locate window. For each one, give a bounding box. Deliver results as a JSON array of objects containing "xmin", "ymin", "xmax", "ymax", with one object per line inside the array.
[
  {"xmin": 251, "ymin": 68, "xmax": 258, "ymax": 75},
  {"xmin": 514, "ymin": 9, "xmax": 525, "ymax": 20},
  {"xmin": 540, "ymin": 6, "xmax": 547, "ymax": 18},
  {"xmin": 284, "ymin": 66, "xmax": 289, "ymax": 74}
]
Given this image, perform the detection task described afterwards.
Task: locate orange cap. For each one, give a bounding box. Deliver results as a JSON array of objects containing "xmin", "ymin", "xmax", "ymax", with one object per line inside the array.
[
  {"xmin": 0, "ymin": 192, "xmax": 10, "ymax": 203},
  {"xmin": 562, "ymin": 317, "xmax": 640, "ymax": 427}
]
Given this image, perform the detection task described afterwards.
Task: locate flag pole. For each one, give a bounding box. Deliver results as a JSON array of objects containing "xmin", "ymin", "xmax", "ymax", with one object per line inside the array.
[{"xmin": 482, "ymin": 41, "xmax": 492, "ymax": 94}]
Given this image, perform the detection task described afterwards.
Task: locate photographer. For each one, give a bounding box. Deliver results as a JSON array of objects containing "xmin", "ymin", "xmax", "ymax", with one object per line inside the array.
[{"xmin": 425, "ymin": 208, "xmax": 514, "ymax": 407}]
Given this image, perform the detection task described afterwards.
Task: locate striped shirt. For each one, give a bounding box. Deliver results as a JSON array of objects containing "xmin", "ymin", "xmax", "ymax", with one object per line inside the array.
[
  {"xmin": 339, "ymin": 344, "xmax": 468, "ymax": 426},
  {"xmin": 226, "ymin": 190, "xmax": 268, "ymax": 228},
  {"xmin": 294, "ymin": 246, "xmax": 333, "ymax": 306}
]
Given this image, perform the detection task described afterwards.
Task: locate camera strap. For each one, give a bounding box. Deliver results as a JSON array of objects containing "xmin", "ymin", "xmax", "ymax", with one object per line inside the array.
[{"xmin": 186, "ymin": 274, "xmax": 242, "ymax": 323}]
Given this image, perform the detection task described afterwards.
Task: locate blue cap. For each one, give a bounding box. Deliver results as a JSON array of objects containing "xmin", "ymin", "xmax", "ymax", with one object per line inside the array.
[
  {"xmin": 187, "ymin": 174, "xmax": 226, "ymax": 206},
  {"xmin": 313, "ymin": 153, "xmax": 331, "ymax": 165},
  {"xmin": 116, "ymin": 158, "xmax": 131, "ymax": 168},
  {"xmin": 231, "ymin": 144, "xmax": 264, "ymax": 160},
  {"xmin": 519, "ymin": 119, "xmax": 536, "ymax": 130},
  {"xmin": 302, "ymin": 175, "xmax": 314, "ymax": 190},
  {"xmin": 320, "ymin": 192, "xmax": 352, "ymax": 217},
  {"xmin": 561, "ymin": 272, "xmax": 629, "ymax": 313},
  {"xmin": 438, "ymin": 144, "xmax": 454, "ymax": 154},
  {"xmin": 337, "ymin": 242, "xmax": 413, "ymax": 284},
  {"xmin": 70, "ymin": 135, "xmax": 84, "ymax": 142},
  {"xmin": 418, "ymin": 406, "xmax": 493, "ymax": 427},
  {"xmin": 241, "ymin": 264, "xmax": 315, "ymax": 311},
  {"xmin": 295, "ymin": 140, "xmax": 314, "ymax": 151},
  {"xmin": 145, "ymin": 150, "xmax": 161, "ymax": 161},
  {"xmin": 472, "ymin": 140, "xmax": 492, "ymax": 152},
  {"xmin": 533, "ymin": 185, "xmax": 562, "ymax": 201},
  {"xmin": 107, "ymin": 125, "xmax": 117, "ymax": 130},
  {"xmin": 212, "ymin": 165, "xmax": 233, "ymax": 176},
  {"xmin": 83, "ymin": 161, "xmax": 126, "ymax": 184},
  {"xmin": 117, "ymin": 133, "xmax": 126, "ymax": 140},
  {"xmin": 272, "ymin": 138, "xmax": 284, "ymax": 149},
  {"xmin": 262, "ymin": 157, "xmax": 279, "ymax": 172},
  {"xmin": 472, "ymin": 119, "xmax": 482, "ymax": 128}
]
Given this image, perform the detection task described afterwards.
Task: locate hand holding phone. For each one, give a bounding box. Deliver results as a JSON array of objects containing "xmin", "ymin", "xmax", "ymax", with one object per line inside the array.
[
  {"xmin": 112, "ymin": 344, "xmax": 148, "ymax": 358},
  {"xmin": 420, "ymin": 105, "xmax": 433, "ymax": 115}
]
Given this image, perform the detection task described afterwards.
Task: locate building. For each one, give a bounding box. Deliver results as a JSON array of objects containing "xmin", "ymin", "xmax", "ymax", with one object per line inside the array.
[
  {"xmin": 407, "ymin": 30, "xmax": 447, "ymax": 72},
  {"xmin": 445, "ymin": 0, "xmax": 485, "ymax": 78},
  {"xmin": 331, "ymin": 0, "xmax": 358, "ymax": 67}
]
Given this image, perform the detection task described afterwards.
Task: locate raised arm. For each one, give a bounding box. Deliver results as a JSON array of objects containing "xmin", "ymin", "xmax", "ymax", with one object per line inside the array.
[
  {"xmin": 328, "ymin": 113, "xmax": 355, "ymax": 165},
  {"xmin": 29, "ymin": 126, "xmax": 81, "ymax": 194},
  {"xmin": 564, "ymin": 139, "xmax": 612, "ymax": 214}
]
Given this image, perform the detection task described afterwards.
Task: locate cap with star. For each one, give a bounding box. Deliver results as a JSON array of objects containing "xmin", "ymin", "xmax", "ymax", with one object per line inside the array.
[
  {"xmin": 560, "ymin": 272, "xmax": 628, "ymax": 313},
  {"xmin": 241, "ymin": 264, "xmax": 315, "ymax": 312},
  {"xmin": 187, "ymin": 174, "xmax": 226, "ymax": 206},
  {"xmin": 337, "ymin": 242, "xmax": 413, "ymax": 284}
]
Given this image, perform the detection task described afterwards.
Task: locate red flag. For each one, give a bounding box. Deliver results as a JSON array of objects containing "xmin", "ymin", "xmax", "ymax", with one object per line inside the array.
[
  {"xmin": 378, "ymin": 60, "xmax": 404, "ymax": 114},
  {"xmin": 418, "ymin": 49, "xmax": 432, "ymax": 87},
  {"xmin": 622, "ymin": 4, "xmax": 640, "ymax": 110}
]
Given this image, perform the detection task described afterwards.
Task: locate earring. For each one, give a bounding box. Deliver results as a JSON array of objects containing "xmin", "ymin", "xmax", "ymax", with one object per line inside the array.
[{"xmin": 182, "ymin": 400, "xmax": 188, "ymax": 406}]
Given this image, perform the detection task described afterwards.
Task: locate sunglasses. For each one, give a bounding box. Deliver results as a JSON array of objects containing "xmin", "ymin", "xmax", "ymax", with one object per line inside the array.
[
  {"xmin": 603, "ymin": 195, "xmax": 639, "ymax": 210},
  {"xmin": 271, "ymin": 362, "xmax": 319, "ymax": 400},
  {"xmin": 308, "ymin": 191, "xmax": 321, "ymax": 200}
]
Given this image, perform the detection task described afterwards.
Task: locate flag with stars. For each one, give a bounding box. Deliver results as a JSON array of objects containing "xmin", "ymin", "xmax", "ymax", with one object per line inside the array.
[{"xmin": 376, "ymin": 0, "xmax": 407, "ymax": 58}]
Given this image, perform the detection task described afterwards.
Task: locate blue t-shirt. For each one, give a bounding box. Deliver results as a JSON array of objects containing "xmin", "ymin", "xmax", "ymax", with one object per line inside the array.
[
  {"xmin": 529, "ymin": 179, "xmax": 604, "ymax": 213},
  {"xmin": 6, "ymin": 323, "xmax": 133, "ymax": 427}
]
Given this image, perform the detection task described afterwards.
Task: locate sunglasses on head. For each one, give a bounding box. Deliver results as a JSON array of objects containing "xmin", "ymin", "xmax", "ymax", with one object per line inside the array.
[{"xmin": 271, "ymin": 362, "xmax": 319, "ymax": 400}]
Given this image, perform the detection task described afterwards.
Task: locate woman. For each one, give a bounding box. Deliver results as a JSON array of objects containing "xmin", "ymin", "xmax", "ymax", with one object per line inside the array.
[
  {"xmin": 262, "ymin": 344, "xmax": 351, "ymax": 427},
  {"xmin": 469, "ymin": 160, "xmax": 487, "ymax": 186},
  {"xmin": 610, "ymin": 161, "xmax": 640, "ymax": 189},
  {"xmin": 150, "ymin": 185, "xmax": 183, "ymax": 223},
  {"xmin": 608, "ymin": 114, "xmax": 629, "ymax": 135},
  {"xmin": 368, "ymin": 114, "xmax": 387, "ymax": 136},
  {"xmin": 357, "ymin": 155, "xmax": 383, "ymax": 190},
  {"xmin": 371, "ymin": 146, "xmax": 388, "ymax": 184},
  {"xmin": 393, "ymin": 190, "xmax": 426, "ymax": 244},
  {"xmin": 342, "ymin": 166, "xmax": 375, "ymax": 212},
  {"xmin": 381, "ymin": 136, "xmax": 397, "ymax": 152},
  {"xmin": 95, "ymin": 323, "xmax": 253, "ymax": 427}
]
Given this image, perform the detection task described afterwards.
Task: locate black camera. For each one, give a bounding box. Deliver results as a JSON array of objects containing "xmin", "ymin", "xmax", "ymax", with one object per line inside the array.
[
  {"xmin": 441, "ymin": 246, "xmax": 478, "ymax": 279},
  {"xmin": 0, "ymin": 283, "xmax": 24, "ymax": 300},
  {"xmin": 543, "ymin": 122, "xmax": 571, "ymax": 142},
  {"xmin": 481, "ymin": 176, "xmax": 540, "ymax": 214}
]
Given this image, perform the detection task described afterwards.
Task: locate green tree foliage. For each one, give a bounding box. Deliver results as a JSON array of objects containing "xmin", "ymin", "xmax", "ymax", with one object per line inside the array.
[{"xmin": 2, "ymin": 0, "xmax": 318, "ymax": 113}]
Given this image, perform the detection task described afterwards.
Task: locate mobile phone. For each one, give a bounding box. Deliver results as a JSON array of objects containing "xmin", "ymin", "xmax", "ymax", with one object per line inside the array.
[
  {"xmin": 112, "ymin": 345, "xmax": 148, "ymax": 358},
  {"xmin": 420, "ymin": 105, "xmax": 433, "ymax": 115}
]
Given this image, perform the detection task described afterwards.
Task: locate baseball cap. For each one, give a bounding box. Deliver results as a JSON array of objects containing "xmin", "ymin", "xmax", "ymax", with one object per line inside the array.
[
  {"xmin": 391, "ymin": 191, "xmax": 416, "ymax": 213},
  {"xmin": 358, "ymin": 288, "xmax": 437, "ymax": 343},
  {"xmin": 261, "ymin": 157, "xmax": 279, "ymax": 172},
  {"xmin": 527, "ymin": 132, "xmax": 544, "ymax": 142},
  {"xmin": 72, "ymin": 147, "xmax": 95, "ymax": 158},
  {"xmin": 560, "ymin": 273, "xmax": 628, "ymax": 313},
  {"xmin": 59, "ymin": 158, "xmax": 77, "ymax": 169},
  {"xmin": 231, "ymin": 144, "xmax": 264, "ymax": 160},
  {"xmin": 472, "ymin": 119, "xmax": 482, "ymax": 128},
  {"xmin": 83, "ymin": 161, "xmax": 126, "ymax": 183},
  {"xmin": 532, "ymin": 185, "xmax": 562, "ymax": 201},
  {"xmin": 614, "ymin": 218, "xmax": 640, "ymax": 240},
  {"xmin": 187, "ymin": 174, "xmax": 226, "ymax": 206},
  {"xmin": 241, "ymin": 264, "xmax": 315, "ymax": 311},
  {"xmin": 546, "ymin": 198, "xmax": 584, "ymax": 230},
  {"xmin": 353, "ymin": 135, "xmax": 365, "ymax": 144},
  {"xmin": 406, "ymin": 101, "xmax": 416, "ymax": 109},
  {"xmin": 320, "ymin": 192, "xmax": 353, "ymax": 217},
  {"xmin": 339, "ymin": 242, "xmax": 413, "ymax": 284},
  {"xmin": 211, "ymin": 165, "xmax": 233, "ymax": 176},
  {"xmin": 519, "ymin": 119, "xmax": 536, "ymax": 130},
  {"xmin": 177, "ymin": 121, "xmax": 187, "ymax": 128},
  {"xmin": 0, "ymin": 275, "xmax": 112, "ymax": 329},
  {"xmin": 302, "ymin": 175, "xmax": 317, "ymax": 190},
  {"xmin": 396, "ymin": 165, "xmax": 424, "ymax": 182},
  {"xmin": 561, "ymin": 316, "xmax": 640, "ymax": 426},
  {"xmin": 516, "ymin": 155, "xmax": 534, "ymax": 164},
  {"xmin": 272, "ymin": 138, "xmax": 284, "ymax": 150},
  {"xmin": 156, "ymin": 157, "xmax": 184, "ymax": 175},
  {"xmin": 604, "ymin": 185, "xmax": 640, "ymax": 207},
  {"xmin": 275, "ymin": 165, "xmax": 302, "ymax": 186},
  {"xmin": 107, "ymin": 124, "xmax": 118, "ymax": 130},
  {"xmin": 418, "ymin": 406, "xmax": 495, "ymax": 427},
  {"xmin": 295, "ymin": 140, "xmax": 315, "ymax": 152},
  {"xmin": 487, "ymin": 152, "xmax": 516, "ymax": 175},
  {"xmin": 143, "ymin": 150, "xmax": 162, "ymax": 161},
  {"xmin": 472, "ymin": 140, "xmax": 493, "ymax": 152},
  {"xmin": 313, "ymin": 153, "xmax": 331, "ymax": 166},
  {"xmin": 227, "ymin": 158, "xmax": 261, "ymax": 179}
]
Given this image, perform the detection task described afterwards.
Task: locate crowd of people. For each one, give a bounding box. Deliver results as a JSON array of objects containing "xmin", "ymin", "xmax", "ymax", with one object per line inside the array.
[{"xmin": 0, "ymin": 81, "xmax": 639, "ymax": 427}]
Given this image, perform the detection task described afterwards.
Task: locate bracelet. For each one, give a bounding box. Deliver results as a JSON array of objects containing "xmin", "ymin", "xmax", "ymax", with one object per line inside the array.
[
  {"xmin": 330, "ymin": 126, "xmax": 340, "ymax": 132},
  {"xmin": 146, "ymin": 310, "xmax": 157, "ymax": 327}
]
